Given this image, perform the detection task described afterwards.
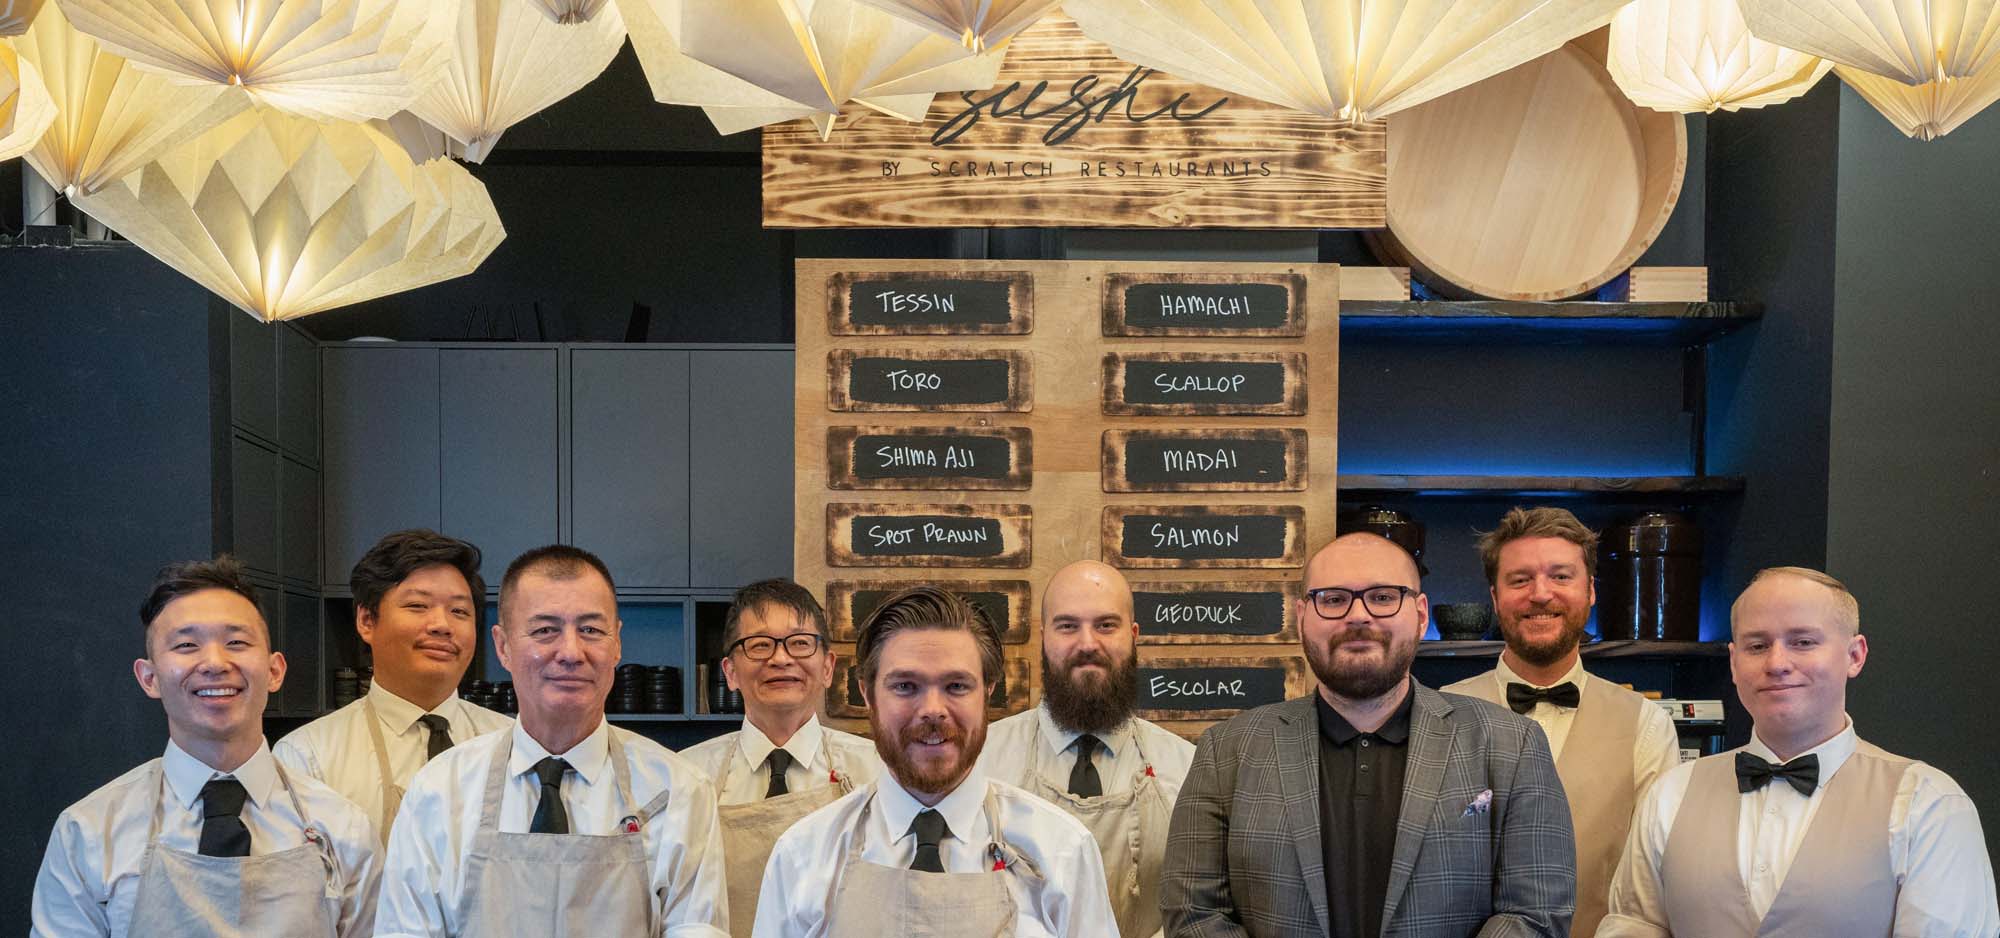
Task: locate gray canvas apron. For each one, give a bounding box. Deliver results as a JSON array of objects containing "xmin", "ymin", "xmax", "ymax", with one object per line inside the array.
[
  {"xmin": 823, "ymin": 786, "xmax": 1035, "ymax": 937},
  {"xmin": 1024, "ymin": 731, "xmax": 1171, "ymax": 937},
  {"xmin": 128, "ymin": 761, "xmax": 342, "ymax": 938},
  {"xmin": 458, "ymin": 729, "xmax": 669, "ymax": 938},
  {"xmin": 716, "ymin": 735, "xmax": 855, "ymax": 938},
  {"xmin": 361, "ymin": 695, "xmax": 407, "ymax": 839}
]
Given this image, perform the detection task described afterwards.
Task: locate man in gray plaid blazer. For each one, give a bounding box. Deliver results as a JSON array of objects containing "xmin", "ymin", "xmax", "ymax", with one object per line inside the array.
[{"xmin": 1162, "ymin": 533, "xmax": 1576, "ymax": 938}]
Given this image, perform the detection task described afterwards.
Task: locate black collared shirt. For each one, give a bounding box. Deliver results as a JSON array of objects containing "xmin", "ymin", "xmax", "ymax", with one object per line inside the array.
[{"xmin": 1316, "ymin": 683, "xmax": 1415, "ymax": 938}]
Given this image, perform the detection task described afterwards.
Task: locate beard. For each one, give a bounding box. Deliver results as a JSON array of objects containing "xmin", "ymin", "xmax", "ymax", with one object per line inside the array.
[
  {"xmin": 1500, "ymin": 605, "xmax": 1590, "ymax": 667},
  {"xmin": 870, "ymin": 710, "xmax": 986, "ymax": 798},
  {"xmin": 1041, "ymin": 646, "xmax": 1138, "ymax": 735},
  {"xmin": 1306, "ymin": 625, "xmax": 1416, "ymax": 701}
]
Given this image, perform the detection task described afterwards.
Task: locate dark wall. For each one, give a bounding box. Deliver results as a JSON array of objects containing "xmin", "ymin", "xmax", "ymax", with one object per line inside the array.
[
  {"xmin": 0, "ymin": 245, "xmax": 220, "ymax": 931},
  {"xmin": 1828, "ymin": 86, "xmax": 2000, "ymax": 861}
]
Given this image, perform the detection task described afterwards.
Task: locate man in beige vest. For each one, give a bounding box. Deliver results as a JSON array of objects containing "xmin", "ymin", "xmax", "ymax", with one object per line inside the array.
[
  {"xmin": 1444, "ymin": 508, "xmax": 1678, "ymax": 938},
  {"xmin": 1598, "ymin": 566, "xmax": 1999, "ymax": 937}
]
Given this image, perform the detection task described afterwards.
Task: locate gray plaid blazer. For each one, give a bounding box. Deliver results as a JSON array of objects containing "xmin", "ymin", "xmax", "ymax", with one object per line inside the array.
[{"xmin": 1160, "ymin": 682, "xmax": 1575, "ymax": 938}]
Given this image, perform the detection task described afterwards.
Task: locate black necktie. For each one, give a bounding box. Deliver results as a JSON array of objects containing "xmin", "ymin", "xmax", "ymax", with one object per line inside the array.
[
  {"xmin": 910, "ymin": 809, "xmax": 948, "ymax": 873},
  {"xmin": 765, "ymin": 749, "xmax": 793, "ymax": 799},
  {"xmin": 529, "ymin": 757, "xmax": 571, "ymax": 834},
  {"xmin": 1069, "ymin": 734, "xmax": 1104, "ymax": 798},
  {"xmin": 1736, "ymin": 752, "xmax": 1821, "ymax": 797},
  {"xmin": 418, "ymin": 714, "xmax": 454, "ymax": 762},
  {"xmin": 1505, "ymin": 681, "xmax": 1581, "ymax": 714},
  {"xmin": 198, "ymin": 778, "xmax": 251, "ymax": 858}
]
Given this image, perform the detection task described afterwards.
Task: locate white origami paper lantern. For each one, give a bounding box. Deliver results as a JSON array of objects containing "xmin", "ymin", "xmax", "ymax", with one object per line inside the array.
[
  {"xmin": 51, "ymin": 0, "xmax": 462, "ymax": 122},
  {"xmin": 73, "ymin": 109, "xmax": 506, "ymax": 321},
  {"xmin": 527, "ymin": 0, "xmax": 613, "ymax": 23},
  {"xmin": 1063, "ymin": 0, "xmax": 1630, "ymax": 121},
  {"xmin": 1740, "ymin": 0, "xmax": 2000, "ymax": 85},
  {"xmin": 854, "ymin": 0, "xmax": 1060, "ymax": 51},
  {"xmin": 13, "ymin": 2, "xmax": 250, "ymax": 195},
  {"xmin": 2, "ymin": 0, "xmax": 46, "ymax": 36},
  {"xmin": 1609, "ymin": 0, "xmax": 1832, "ymax": 113},
  {"xmin": 0, "ymin": 39, "xmax": 57, "ymax": 162},
  {"xmin": 370, "ymin": 111, "xmax": 459, "ymax": 164},
  {"xmin": 409, "ymin": 0, "xmax": 626, "ymax": 163},
  {"xmin": 1839, "ymin": 60, "xmax": 2000, "ymax": 138},
  {"xmin": 623, "ymin": 0, "xmax": 1005, "ymax": 138}
]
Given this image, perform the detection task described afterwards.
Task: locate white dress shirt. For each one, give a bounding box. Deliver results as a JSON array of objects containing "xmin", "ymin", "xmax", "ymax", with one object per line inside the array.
[
  {"xmin": 979, "ymin": 704, "xmax": 1195, "ymax": 801},
  {"xmin": 754, "ymin": 765, "xmax": 1119, "ymax": 938},
  {"xmin": 677, "ymin": 714, "xmax": 881, "ymax": 805},
  {"xmin": 274, "ymin": 682, "xmax": 512, "ymax": 838},
  {"xmin": 1599, "ymin": 717, "xmax": 2000, "ymax": 937},
  {"xmin": 1485, "ymin": 657, "xmax": 1681, "ymax": 778},
  {"xmin": 32, "ymin": 740, "xmax": 382, "ymax": 938},
  {"xmin": 374, "ymin": 719, "xmax": 729, "ymax": 937}
]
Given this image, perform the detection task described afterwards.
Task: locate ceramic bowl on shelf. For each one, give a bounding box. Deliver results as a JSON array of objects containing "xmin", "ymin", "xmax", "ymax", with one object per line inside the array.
[{"xmin": 1432, "ymin": 602, "xmax": 1496, "ymax": 641}]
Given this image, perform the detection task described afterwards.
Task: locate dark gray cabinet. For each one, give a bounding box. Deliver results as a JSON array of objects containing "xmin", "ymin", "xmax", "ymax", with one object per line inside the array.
[
  {"xmin": 278, "ymin": 325, "xmax": 319, "ymax": 464},
  {"xmin": 281, "ymin": 457, "xmax": 319, "ymax": 585},
  {"xmin": 230, "ymin": 313, "xmax": 277, "ymax": 443},
  {"xmin": 690, "ymin": 350, "xmax": 793, "ymax": 588},
  {"xmin": 571, "ymin": 349, "xmax": 691, "ymax": 588},
  {"xmin": 231, "ymin": 436, "xmax": 280, "ymax": 574},
  {"xmin": 441, "ymin": 349, "xmax": 561, "ymax": 585},
  {"xmin": 322, "ymin": 347, "xmax": 441, "ymax": 585}
]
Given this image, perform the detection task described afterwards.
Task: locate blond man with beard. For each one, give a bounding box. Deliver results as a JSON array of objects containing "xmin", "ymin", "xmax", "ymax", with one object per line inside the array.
[
  {"xmin": 1444, "ymin": 507, "xmax": 1679, "ymax": 938},
  {"xmin": 980, "ymin": 560, "xmax": 1194, "ymax": 938},
  {"xmin": 753, "ymin": 586, "xmax": 1118, "ymax": 937}
]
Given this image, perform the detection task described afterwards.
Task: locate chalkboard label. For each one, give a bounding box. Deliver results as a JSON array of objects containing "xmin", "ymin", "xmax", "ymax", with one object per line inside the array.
[
  {"xmin": 830, "ymin": 656, "xmax": 1032, "ymax": 717},
  {"xmin": 827, "ymin": 580, "xmax": 1032, "ymax": 644},
  {"xmin": 1105, "ymin": 428, "xmax": 1306, "ymax": 492},
  {"xmin": 829, "ymin": 350, "xmax": 1031, "ymax": 412},
  {"xmin": 1132, "ymin": 581, "xmax": 1300, "ymax": 644},
  {"xmin": 1102, "ymin": 353, "xmax": 1305, "ymax": 416},
  {"xmin": 1135, "ymin": 656, "xmax": 1304, "ymax": 719},
  {"xmin": 828, "ymin": 503, "xmax": 1031, "ymax": 568},
  {"xmin": 828, "ymin": 426, "xmax": 1032, "ymax": 490},
  {"xmin": 1104, "ymin": 505, "xmax": 1305, "ymax": 568},
  {"xmin": 827, "ymin": 270, "xmax": 1033, "ymax": 335},
  {"xmin": 1104, "ymin": 271, "xmax": 1305, "ymax": 336}
]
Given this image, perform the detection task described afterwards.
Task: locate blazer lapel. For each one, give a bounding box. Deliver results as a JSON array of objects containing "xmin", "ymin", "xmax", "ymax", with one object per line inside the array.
[
  {"xmin": 1380, "ymin": 682, "xmax": 1456, "ymax": 932},
  {"xmin": 1275, "ymin": 695, "xmax": 1332, "ymax": 935}
]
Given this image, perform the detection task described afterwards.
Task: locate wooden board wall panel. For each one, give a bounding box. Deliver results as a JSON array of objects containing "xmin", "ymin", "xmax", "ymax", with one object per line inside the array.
[
  {"xmin": 1102, "ymin": 428, "xmax": 1307, "ymax": 493},
  {"xmin": 828, "ymin": 425, "xmax": 1033, "ymax": 491},
  {"xmin": 827, "ymin": 579, "xmax": 1033, "ymax": 644},
  {"xmin": 763, "ymin": 14, "xmax": 1386, "ymax": 229}
]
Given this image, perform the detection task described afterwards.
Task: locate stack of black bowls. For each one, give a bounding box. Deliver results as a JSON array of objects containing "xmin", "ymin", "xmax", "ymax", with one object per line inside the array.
[
  {"xmin": 707, "ymin": 660, "xmax": 743, "ymax": 714},
  {"xmin": 611, "ymin": 664, "xmax": 646, "ymax": 713},
  {"xmin": 496, "ymin": 681, "xmax": 516, "ymax": 714},
  {"xmin": 647, "ymin": 666, "xmax": 683, "ymax": 714},
  {"xmin": 331, "ymin": 668, "xmax": 361, "ymax": 709}
]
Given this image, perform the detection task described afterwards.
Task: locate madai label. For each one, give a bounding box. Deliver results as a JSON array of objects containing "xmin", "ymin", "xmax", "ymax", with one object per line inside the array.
[
  {"xmin": 851, "ymin": 515, "xmax": 1005, "ymax": 558},
  {"xmin": 849, "ymin": 356, "xmax": 1013, "ymax": 406},
  {"xmin": 1123, "ymin": 436, "xmax": 1290, "ymax": 486},
  {"xmin": 1134, "ymin": 589, "xmax": 1288, "ymax": 638},
  {"xmin": 1120, "ymin": 512, "xmax": 1291, "ymax": 560},
  {"xmin": 1120, "ymin": 281, "xmax": 1290, "ymax": 331},
  {"xmin": 846, "ymin": 278, "xmax": 1014, "ymax": 329},
  {"xmin": 1121, "ymin": 359, "xmax": 1287, "ymax": 406},
  {"xmin": 1137, "ymin": 663, "xmax": 1288, "ymax": 713},
  {"xmin": 854, "ymin": 433, "xmax": 1013, "ymax": 480}
]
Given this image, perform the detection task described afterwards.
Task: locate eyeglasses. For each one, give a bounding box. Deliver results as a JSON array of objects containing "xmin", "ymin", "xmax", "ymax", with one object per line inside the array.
[
  {"xmin": 728, "ymin": 632, "xmax": 825, "ymax": 661},
  {"xmin": 1305, "ymin": 585, "xmax": 1416, "ymax": 620}
]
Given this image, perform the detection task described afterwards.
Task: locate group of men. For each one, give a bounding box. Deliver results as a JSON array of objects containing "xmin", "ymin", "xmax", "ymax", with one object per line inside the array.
[{"xmin": 29, "ymin": 509, "xmax": 2000, "ymax": 937}]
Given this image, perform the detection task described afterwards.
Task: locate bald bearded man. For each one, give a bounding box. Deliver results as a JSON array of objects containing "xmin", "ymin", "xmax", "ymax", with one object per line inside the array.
[{"xmin": 980, "ymin": 561, "xmax": 1195, "ymax": 938}]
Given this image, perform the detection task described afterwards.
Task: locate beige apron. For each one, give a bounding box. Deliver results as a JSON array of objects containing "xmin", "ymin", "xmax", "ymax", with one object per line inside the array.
[
  {"xmin": 128, "ymin": 761, "xmax": 342, "ymax": 938},
  {"xmin": 361, "ymin": 696, "xmax": 407, "ymax": 839},
  {"xmin": 823, "ymin": 787, "xmax": 1033, "ymax": 937},
  {"xmin": 1023, "ymin": 730, "xmax": 1171, "ymax": 938},
  {"xmin": 458, "ymin": 729, "xmax": 669, "ymax": 938},
  {"xmin": 717, "ymin": 735, "xmax": 855, "ymax": 938}
]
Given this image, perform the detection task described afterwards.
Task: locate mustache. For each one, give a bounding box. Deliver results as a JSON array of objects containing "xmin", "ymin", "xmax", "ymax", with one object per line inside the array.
[
  {"xmin": 1325, "ymin": 626, "xmax": 1392, "ymax": 647},
  {"xmin": 897, "ymin": 715, "xmax": 964, "ymax": 745},
  {"xmin": 1065, "ymin": 648, "xmax": 1112, "ymax": 669}
]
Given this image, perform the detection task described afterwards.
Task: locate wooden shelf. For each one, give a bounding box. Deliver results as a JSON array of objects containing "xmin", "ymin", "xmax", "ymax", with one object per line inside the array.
[
  {"xmin": 1418, "ymin": 640, "xmax": 1727, "ymax": 659},
  {"xmin": 1340, "ymin": 474, "xmax": 1745, "ymax": 499},
  {"xmin": 1340, "ymin": 300, "xmax": 1760, "ymax": 345}
]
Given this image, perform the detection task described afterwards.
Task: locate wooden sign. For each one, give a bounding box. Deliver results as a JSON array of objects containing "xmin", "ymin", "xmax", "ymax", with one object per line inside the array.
[
  {"xmin": 1133, "ymin": 581, "xmax": 1301, "ymax": 645},
  {"xmin": 762, "ymin": 14, "xmax": 1385, "ymax": 229},
  {"xmin": 1101, "ymin": 352, "xmax": 1305, "ymax": 416},
  {"xmin": 826, "ymin": 579, "xmax": 1032, "ymax": 645},
  {"xmin": 1104, "ymin": 505, "xmax": 1306, "ymax": 568},
  {"xmin": 827, "ymin": 503, "xmax": 1031, "ymax": 568},
  {"xmin": 1135, "ymin": 655, "xmax": 1309, "ymax": 720},
  {"xmin": 1103, "ymin": 428, "xmax": 1306, "ymax": 493},
  {"xmin": 829, "ymin": 655, "xmax": 1033, "ymax": 719},
  {"xmin": 827, "ymin": 426, "xmax": 1032, "ymax": 491},
  {"xmin": 829, "ymin": 350, "xmax": 1032, "ymax": 412},
  {"xmin": 1102, "ymin": 272, "xmax": 1306, "ymax": 337},
  {"xmin": 827, "ymin": 270, "xmax": 1033, "ymax": 335}
]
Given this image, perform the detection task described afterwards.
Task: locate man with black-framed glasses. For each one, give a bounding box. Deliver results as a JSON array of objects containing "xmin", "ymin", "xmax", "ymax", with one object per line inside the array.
[
  {"xmin": 1163, "ymin": 532, "xmax": 1576, "ymax": 938},
  {"xmin": 680, "ymin": 578, "xmax": 880, "ymax": 938}
]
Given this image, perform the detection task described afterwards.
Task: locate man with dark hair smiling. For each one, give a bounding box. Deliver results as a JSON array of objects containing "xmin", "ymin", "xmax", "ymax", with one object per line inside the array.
[
  {"xmin": 276, "ymin": 529, "xmax": 511, "ymax": 841},
  {"xmin": 32, "ymin": 557, "xmax": 381, "ymax": 937},
  {"xmin": 753, "ymin": 585, "xmax": 1117, "ymax": 937},
  {"xmin": 981, "ymin": 560, "xmax": 1193, "ymax": 938}
]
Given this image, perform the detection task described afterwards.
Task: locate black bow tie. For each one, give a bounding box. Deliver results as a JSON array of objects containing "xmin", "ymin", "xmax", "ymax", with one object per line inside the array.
[
  {"xmin": 1505, "ymin": 682, "xmax": 1580, "ymax": 714},
  {"xmin": 1736, "ymin": 752, "xmax": 1820, "ymax": 797}
]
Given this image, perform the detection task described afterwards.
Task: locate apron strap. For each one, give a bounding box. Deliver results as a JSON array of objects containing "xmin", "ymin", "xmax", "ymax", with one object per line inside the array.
[{"xmin": 361, "ymin": 696, "xmax": 400, "ymax": 822}]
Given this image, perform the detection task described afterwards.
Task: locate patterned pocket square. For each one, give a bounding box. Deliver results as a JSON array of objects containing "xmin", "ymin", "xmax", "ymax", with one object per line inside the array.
[{"xmin": 1460, "ymin": 788, "xmax": 1494, "ymax": 818}]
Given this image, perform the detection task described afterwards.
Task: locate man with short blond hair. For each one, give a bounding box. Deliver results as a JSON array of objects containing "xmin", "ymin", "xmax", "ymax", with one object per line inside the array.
[
  {"xmin": 1445, "ymin": 507, "xmax": 1679, "ymax": 938},
  {"xmin": 1598, "ymin": 566, "xmax": 1999, "ymax": 936}
]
